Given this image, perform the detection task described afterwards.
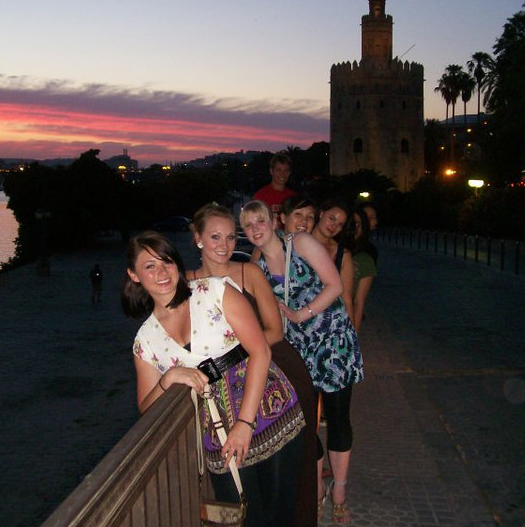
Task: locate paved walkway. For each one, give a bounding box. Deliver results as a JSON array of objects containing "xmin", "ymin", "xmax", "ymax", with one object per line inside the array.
[{"xmin": 1, "ymin": 233, "xmax": 524, "ymax": 527}]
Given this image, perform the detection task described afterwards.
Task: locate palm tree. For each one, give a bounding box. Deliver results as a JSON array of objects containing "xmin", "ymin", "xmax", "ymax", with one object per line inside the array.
[
  {"xmin": 459, "ymin": 71, "xmax": 476, "ymax": 127},
  {"xmin": 443, "ymin": 64, "xmax": 463, "ymax": 125},
  {"xmin": 467, "ymin": 51, "xmax": 495, "ymax": 123},
  {"xmin": 434, "ymin": 78, "xmax": 452, "ymax": 123},
  {"xmin": 435, "ymin": 64, "xmax": 464, "ymax": 164}
]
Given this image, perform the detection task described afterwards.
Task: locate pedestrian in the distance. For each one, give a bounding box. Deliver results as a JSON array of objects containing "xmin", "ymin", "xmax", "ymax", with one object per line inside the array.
[{"xmin": 90, "ymin": 264, "xmax": 103, "ymax": 303}]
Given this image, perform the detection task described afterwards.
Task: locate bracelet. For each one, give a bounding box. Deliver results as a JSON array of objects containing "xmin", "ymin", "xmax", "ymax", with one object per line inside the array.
[
  {"xmin": 305, "ymin": 303, "xmax": 315, "ymax": 318},
  {"xmin": 237, "ymin": 417, "xmax": 256, "ymax": 430},
  {"xmin": 158, "ymin": 377, "xmax": 167, "ymax": 392}
]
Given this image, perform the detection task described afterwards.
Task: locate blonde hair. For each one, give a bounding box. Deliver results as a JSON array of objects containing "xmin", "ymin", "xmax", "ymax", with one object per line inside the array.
[
  {"xmin": 192, "ymin": 202, "xmax": 234, "ymax": 235},
  {"xmin": 239, "ymin": 200, "xmax": 272, "ymax": 228}
]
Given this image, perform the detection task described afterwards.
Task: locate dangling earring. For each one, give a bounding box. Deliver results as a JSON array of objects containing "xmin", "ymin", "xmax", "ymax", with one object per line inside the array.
[{"xmin": 197, "ymin": 242, "xmax": 204, "ymax": 249}]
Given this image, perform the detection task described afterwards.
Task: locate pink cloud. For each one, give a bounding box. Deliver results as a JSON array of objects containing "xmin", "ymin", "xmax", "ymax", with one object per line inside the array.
[{"xmin": 0, "ymin": 76, "xmax": 328, "ymax": 166}]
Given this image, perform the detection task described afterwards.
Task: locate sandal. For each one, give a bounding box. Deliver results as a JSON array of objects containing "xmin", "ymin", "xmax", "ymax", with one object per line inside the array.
[
  {"xmin": 317, "ymin": 484, "xmax": 329, "ymax": 522},
  {"xmin": 331, "ymin": 479, "xmax": 351, "ymax": 524}
]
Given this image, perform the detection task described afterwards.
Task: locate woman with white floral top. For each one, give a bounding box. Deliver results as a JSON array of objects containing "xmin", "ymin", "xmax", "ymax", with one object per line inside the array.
[{"xmin": 121, "ymin": 230, "xmax": 305, "ymax": 527}]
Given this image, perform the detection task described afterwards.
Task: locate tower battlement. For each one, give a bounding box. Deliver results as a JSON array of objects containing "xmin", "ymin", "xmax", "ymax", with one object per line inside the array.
[{"xmin": 331, "ymin": 59, "xmax": 423, "ymax": 79}]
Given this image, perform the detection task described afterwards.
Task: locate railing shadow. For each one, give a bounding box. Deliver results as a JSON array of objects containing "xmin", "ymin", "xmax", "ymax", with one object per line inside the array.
[{"xmin": 41, "ymin": 385, "xmax": 212, "ymax": 527}]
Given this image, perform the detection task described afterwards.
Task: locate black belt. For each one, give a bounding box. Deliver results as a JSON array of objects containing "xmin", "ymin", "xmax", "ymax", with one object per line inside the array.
[{"xmin": 197, "ymin": 345, "xmax": 248, "ymax": 383}]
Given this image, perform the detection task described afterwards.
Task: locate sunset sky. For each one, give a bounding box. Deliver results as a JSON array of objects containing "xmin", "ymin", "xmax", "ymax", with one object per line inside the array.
[{"xmin": 1, "ymin": 0, "xmax": 522, "ymax": 167}]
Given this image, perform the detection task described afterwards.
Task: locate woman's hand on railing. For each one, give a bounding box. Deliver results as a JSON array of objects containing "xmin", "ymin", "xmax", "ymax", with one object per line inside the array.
[{"xmin": 163, "ymin": 367, "xmax": 209, "ymax": 395}]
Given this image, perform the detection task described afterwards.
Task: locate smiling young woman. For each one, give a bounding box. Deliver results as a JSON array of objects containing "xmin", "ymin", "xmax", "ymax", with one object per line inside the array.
[
  {"xmin": 121, "ymin": 230, "xmax": 307, "ymax": 527},
  {"xmin": 189, "ymin": 203, "xmax": 318, "ymax": 527},
  {"xmin": 240, "ymin": 200, "xmax": 363, "ymax": 525}
]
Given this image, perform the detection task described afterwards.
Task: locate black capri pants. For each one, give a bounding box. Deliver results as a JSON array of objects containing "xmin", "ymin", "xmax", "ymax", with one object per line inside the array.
[{"xmin": 317, "ymin": 383, "xmax": 354, "ymax": 456}]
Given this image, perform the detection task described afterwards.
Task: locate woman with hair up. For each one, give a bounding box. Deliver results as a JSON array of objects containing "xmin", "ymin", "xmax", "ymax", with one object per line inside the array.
[
  {"xmin": 250, "ymin": 193, "xmax": 317, "ymax": 262},
  {"xmin": 280, "ymin": 194, "xmax": 317, "ymax": 235},
  {"xmin": 311, "ymin": 198, "xmax": 355, "ymax": 324},
  {"xmin": 121, "ymin": 230, "xmax": 306, "ymax": 527},
  {"xmin": 240, "ymin": 201, "xmax": 363, "ymax": 525},
  {"xmin": 188, "ymin": 202, "xmax": 318, "ymax": 527}
]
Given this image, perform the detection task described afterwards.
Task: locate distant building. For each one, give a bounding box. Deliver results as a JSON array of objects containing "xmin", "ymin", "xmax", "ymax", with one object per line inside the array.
[
  {"xmin": 186, "ymin": 150, "xmax": 258, "ymax": 169},
  {"xmin": 103, "ymin": 149, "xmax": 139, "ymax": 171},
  {"xmin": 330, "ymin": 0, "xmax": 424, "ymax": 191}
]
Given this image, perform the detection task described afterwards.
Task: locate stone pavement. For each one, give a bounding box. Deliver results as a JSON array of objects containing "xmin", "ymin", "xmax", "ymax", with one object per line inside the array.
[
  {"xmin": 1, "ymin": 232, "xmax": 524, "ymax": 527},
  {"xmin": 318, "ymin": 241, "xmax": 525, "ymax": 527}
]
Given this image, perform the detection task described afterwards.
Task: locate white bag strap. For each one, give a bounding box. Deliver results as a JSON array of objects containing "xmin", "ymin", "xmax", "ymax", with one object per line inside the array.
[
  {"xmin": 193, "ymin": 386, "xmax": 244, "ymax": 498},
  {"xmin": 191, "ymin": 388, "xmax": 205, "ymax": 475},
  {"xmin": 282, "ymin": 234, "xmax": 293, "ymax": 333}
]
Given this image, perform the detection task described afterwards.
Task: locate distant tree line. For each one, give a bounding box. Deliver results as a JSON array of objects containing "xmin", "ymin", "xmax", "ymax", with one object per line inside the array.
[
  {"xmin": 433, "ymin": 6, "xmax": 525, "ymax": 186},
  {"xmin": 2, "ymin": 149, "xmax": 229, "ymax": 269}
]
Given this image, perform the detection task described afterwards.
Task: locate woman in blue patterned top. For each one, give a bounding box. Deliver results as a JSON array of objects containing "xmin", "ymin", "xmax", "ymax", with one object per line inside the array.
[{"xmin": 240, "ymin": 200, "xmax": 363, "ymax": 524}]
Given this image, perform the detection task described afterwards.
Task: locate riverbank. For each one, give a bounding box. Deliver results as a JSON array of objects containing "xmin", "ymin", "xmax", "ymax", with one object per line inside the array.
[
  {"xmin": 0, "ymin": 231, "xmax": 200, "ymax": 527},
  {"xmin": 0, "ymin": 192, "xmax": 17, "ymax": 265}
]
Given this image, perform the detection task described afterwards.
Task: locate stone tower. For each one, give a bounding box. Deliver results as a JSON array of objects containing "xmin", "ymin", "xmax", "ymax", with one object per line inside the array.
[{"xmin": 330, "ymin": 0, "xmax": 424, "ymax": 191}]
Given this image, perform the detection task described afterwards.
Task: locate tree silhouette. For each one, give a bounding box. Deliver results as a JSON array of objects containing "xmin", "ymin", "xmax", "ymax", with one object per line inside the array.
[
  {"xmin": 459, "ymin": 71, "xmax": 476, "ymax": 126},
  {"xmin": 467, "ymin": 51, "xmax": 495, "ymax": 123},
  {"xmin": 484, "ymin": 9, "xmax": 525, "ymax": 184},
  {"xmin": 435, "ymin": 64, "xmax": 465, "ymax": 164}
]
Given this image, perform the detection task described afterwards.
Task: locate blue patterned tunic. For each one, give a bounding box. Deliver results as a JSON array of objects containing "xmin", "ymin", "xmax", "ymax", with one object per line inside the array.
[{"xmin": 256, "ymin": 235, "xmax": 364, "ymax": 393}]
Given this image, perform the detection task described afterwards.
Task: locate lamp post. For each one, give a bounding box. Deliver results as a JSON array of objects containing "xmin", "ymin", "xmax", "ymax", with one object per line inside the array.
[
  {"xmin": 468, "ymin": 179, "xmax": 485, "ymax": 197},
  {"xmin": 35, "ymin": 208, "xmax": 51, "ymax": 276}
]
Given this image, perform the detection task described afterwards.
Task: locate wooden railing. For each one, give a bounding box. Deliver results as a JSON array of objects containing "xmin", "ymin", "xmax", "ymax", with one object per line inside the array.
[{"xmin": 42, "ymin": 385, "xmax": 212, "ymax": 527}]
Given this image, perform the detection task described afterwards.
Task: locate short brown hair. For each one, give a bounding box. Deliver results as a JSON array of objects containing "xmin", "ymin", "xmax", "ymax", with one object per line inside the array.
[{"xmin": 269, "ymin": 153, "xmax": 292, "ymax": 171}]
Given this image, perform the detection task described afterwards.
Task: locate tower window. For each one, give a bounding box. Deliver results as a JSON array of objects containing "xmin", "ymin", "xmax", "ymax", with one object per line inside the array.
[
  {"xmin": 401, "ymin": 139, "xmax": 409, "ymax": 153},
  {"xmin": 354, "ymin": 138, "xmax": 363, "ymax": 153},
  {"xmin": 356, "ymin": 101, "xmax": 361, "ymax": 109},
  {"xmin": 379, "ymin": 100, "xmax": 385, "ymax": 108},
  {"xmin": 402, "ymin": 100, "xmax": 407, "ymax": 109}
]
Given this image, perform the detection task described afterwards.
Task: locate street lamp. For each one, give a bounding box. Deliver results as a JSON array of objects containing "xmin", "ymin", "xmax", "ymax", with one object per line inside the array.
[
  {"xmin": 35, "ymin": 208, "xmax": 51, "ymax": 276},
  {"xmin": 468, "ymin": 179, "xmax": 485, "ymax": 198},
  {"xmin": 468, "ymin": 179, "xmax": 485, "ymax": 189}
]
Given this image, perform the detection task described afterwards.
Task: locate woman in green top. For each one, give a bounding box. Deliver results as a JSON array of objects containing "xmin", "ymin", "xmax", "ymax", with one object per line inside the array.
[{"xmin": 350, "ymin": 209, "xmax": 377, "ymax": 333}]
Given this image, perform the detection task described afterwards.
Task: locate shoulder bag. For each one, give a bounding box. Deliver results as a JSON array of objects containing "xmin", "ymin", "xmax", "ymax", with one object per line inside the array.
[{"xmin": 192, "ymin": 387, "xmax": 247, "ymax": 527}]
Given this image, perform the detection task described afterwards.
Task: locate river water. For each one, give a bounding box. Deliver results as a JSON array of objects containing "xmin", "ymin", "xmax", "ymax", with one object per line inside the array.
[{"xmin": 0, "ymin": 192, "xmax": 18, "ymax": 265}]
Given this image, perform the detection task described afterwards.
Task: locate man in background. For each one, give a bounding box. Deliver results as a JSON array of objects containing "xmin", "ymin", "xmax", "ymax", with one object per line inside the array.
[{"xmin": 253, "ymin": 153, "xmax": 296, "ymax": 221}]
